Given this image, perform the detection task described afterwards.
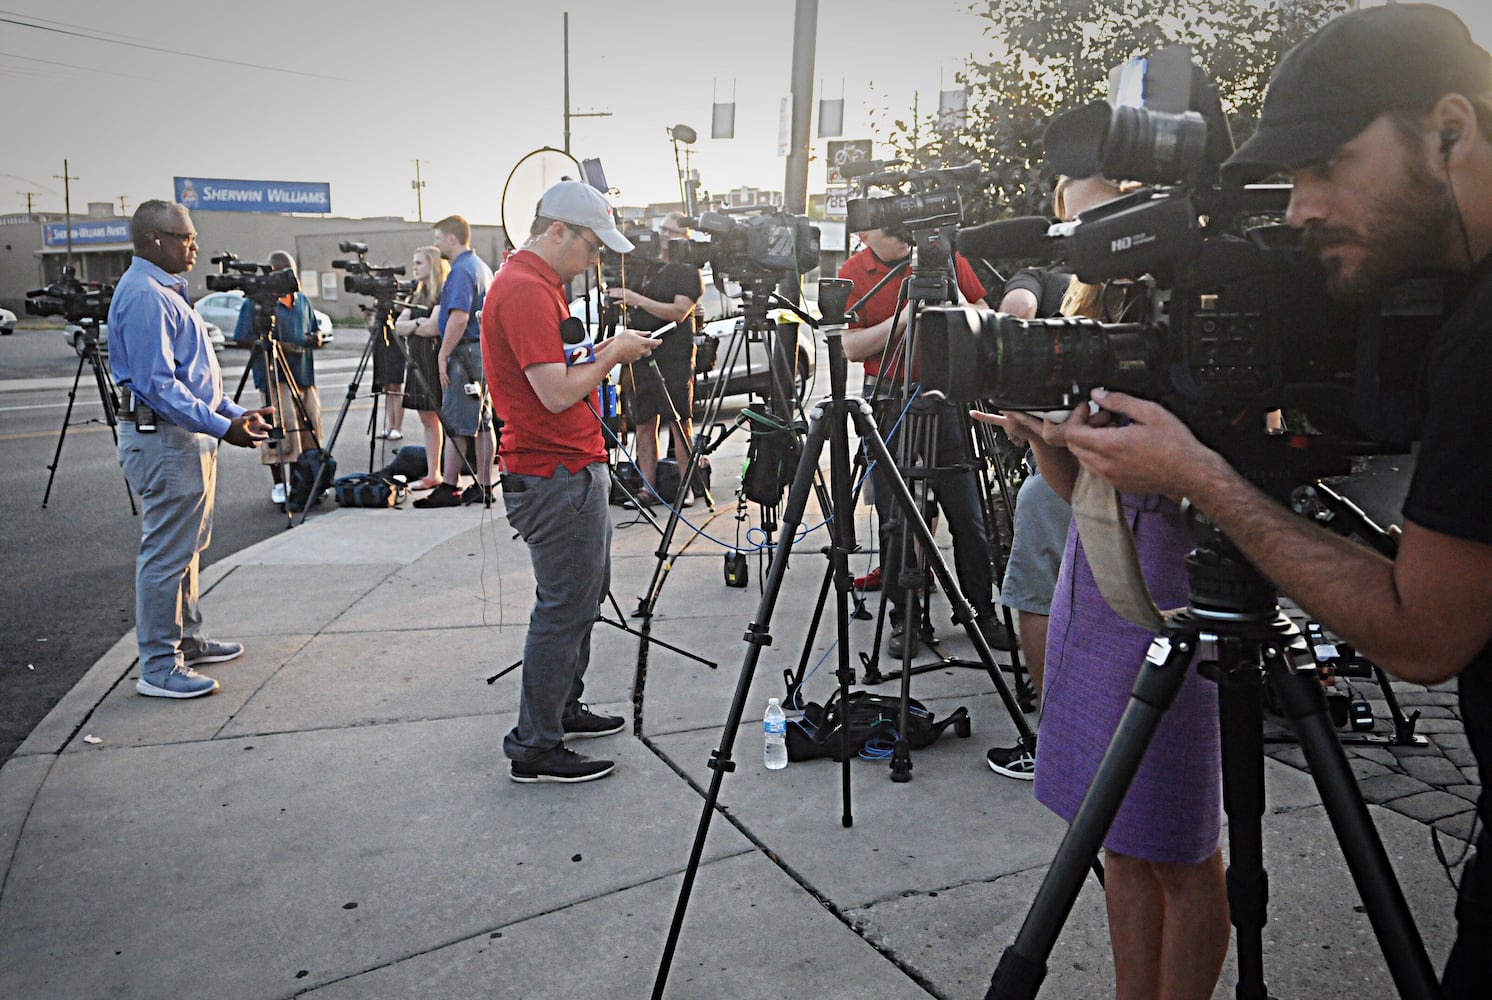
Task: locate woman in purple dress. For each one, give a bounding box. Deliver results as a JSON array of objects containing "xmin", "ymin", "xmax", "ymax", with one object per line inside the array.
[{"xmin": 974, "ymin": 177, "xmax": 1227, "ymax": 1000}]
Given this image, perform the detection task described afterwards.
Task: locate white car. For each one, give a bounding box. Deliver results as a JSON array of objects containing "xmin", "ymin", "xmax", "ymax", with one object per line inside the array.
[
  {"xmin": 64, "ymin": 319, "xmax": 226, "ymax": 356},
  {"xmin": 0, "ymin": 306, "xmax": 16, "ymax": 335},
  {"xmin": 197, "ymin": 290, "xmax": 333, "ymax": 346}
]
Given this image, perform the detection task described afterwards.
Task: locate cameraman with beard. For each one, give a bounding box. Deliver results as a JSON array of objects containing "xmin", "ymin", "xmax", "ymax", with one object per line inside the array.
[{"xmin": 1057, "ymin": 7, "xmax": 1492, "ymax": 993}]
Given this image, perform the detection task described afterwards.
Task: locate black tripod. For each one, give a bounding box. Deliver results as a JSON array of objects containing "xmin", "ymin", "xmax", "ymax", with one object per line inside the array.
[
  {"xmin": 652, "ymin": 280, "xmax": 1035, "ymax": 998},
  {"xmin": 42, "ymin": 320, "xmax": 136, "ymax": 514},
  {"xmin": 985, "ymin": 512, "xmax": 1440, "ymax": 1000}
]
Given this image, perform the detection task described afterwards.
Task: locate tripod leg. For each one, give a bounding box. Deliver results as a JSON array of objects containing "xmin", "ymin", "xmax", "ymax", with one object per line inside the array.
[
  {"xmin": 653, "ymin": 401, "xmax": 833, "ymax": 999},
  {"xmin": 1215, "ymin": 642, "xmax": 1270, "ymax": 999},
  {"xmin": 42, "ymin": 350, "xmax": 89, "ymax": 509},
  {"xmin": 856, "ymin": 405, "xmax": 1034, "ymax": 742},
  {"xmin": 987, "ymin": 632, "xmax": 1196, "ymax": 1000},
  {"xmin": 1265, "ymin": 635, "xmax": 1442, "ymax": 999}
]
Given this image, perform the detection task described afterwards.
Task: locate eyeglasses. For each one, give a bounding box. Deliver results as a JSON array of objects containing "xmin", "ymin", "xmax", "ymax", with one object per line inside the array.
[
  {"xmin": 156, "ymin": 230, "xmax": 198, "ymax": 247},
  {"xmin": 566, "ymin": 224, "xmax": 603, "ymax": 255}
]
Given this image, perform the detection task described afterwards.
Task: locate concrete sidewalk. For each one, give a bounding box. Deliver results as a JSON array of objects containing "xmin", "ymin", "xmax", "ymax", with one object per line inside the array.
[{"xmin": 0, "ymin": 438, "xmax": 1476, "ymax": 998}]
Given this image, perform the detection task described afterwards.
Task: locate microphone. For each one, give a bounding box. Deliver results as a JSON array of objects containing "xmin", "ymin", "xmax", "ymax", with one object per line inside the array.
[
  {"xmin": 561, "ymin": 316, "xmax": 597, "ymax": 366},
  {"xmin": 955, "ymin": 216, "xmax": 1057, "ymax": 260},
  {"xmin": 839, "ymin": 157, "xmax": 904, "ymax": 180}
]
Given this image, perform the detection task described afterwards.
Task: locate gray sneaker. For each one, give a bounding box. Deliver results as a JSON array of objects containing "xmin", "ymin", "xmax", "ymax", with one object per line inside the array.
[
  {"xmin": 510, "ymin": 747, "xmax": 615, "ymax": 784},
  {"xmin": 180, "ymin": 638, "xmax": 244, "ymax": 667},
  {"xmin": 137, "ymin": 667, "xmax": 220, "ymax": 699}
]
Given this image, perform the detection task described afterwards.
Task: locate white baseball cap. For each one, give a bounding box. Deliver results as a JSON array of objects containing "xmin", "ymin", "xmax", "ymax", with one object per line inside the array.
[{"xmin": 537, "ymin": 181, "xmax": 634, "ymax": 254}]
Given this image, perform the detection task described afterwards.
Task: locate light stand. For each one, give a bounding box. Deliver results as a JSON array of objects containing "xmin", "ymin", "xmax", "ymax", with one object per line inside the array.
[{"xmin": 667, "ymin": 124, "xmax": 699, "ymax": 217}]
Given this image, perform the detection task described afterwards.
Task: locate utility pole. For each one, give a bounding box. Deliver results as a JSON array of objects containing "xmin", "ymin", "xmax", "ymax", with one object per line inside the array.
[
  {"xmin": 117, "ymin": 195, "xmax": 129, "ymax": 217},
  {"xmin": 411, "ymin": 160, "xmax": 427, "ymax": 222},
  {"xmin": 782, "ymin": 0, "xmax": 818, "ymax": 216},
  {"xmin": 562, "ymin": 12, "xmax": 610, "ymax": 155},
  {"xmin": 54, "ymin": 159, "xmax": 78, "ymax": 265},
  {"xmin": 17, "ymin": 191, "xmax": 40, "ymax": 217}
]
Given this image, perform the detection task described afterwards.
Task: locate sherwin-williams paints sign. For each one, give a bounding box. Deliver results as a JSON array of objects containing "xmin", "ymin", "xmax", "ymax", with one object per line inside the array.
[{"xmin": 174, "ymin": 177, "xmax": 331, "ymax": 214}]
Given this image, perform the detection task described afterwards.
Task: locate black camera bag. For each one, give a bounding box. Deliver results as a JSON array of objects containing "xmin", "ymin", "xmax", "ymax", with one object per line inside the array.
[
  {"xmin": 785, "ymin": 690, "xmax": 970, "ymax": 763},
  {"xmin": 333, "ymin": 472, "xmax": 406, "ymax": 509},
  {"xmin": 742, "ymin": 419, "xmax": 800, "ymax": 507}
]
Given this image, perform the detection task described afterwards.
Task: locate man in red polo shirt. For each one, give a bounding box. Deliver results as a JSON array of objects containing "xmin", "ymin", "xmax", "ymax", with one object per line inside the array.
[
  {"xmin": 482, "ymin": 180, "xmax": 659, "ymax": 784},
  {"xmin": 838, "ymin": 226, "xmax": 1010, "ymax": 659}
]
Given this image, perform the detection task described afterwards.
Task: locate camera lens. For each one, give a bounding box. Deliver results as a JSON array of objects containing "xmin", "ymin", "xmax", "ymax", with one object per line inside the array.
[{"xmin": 1103, "ymin": 107, "xmax": 1210, "ymax": 186}]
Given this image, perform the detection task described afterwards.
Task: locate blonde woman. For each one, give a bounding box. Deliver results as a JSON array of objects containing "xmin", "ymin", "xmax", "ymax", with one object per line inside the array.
[{"xmin": 395, "ymin": 245, "xmax": 448, "ymax": 490}]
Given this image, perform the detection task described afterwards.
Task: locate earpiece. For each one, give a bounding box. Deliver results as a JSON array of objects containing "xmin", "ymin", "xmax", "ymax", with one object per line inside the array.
[
  {"xmin": 1440, "ymin": 126, "xmax": 1461, "ymax": 154},
  {"xmin": 154, "ymin": 238, "xmax": 161, "ymax": 245}
]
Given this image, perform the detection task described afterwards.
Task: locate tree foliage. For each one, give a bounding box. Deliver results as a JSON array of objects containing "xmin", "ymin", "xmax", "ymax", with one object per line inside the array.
[{"xmin": 872, "ymin": 0, "xmax": 1348, "ymax": 220}]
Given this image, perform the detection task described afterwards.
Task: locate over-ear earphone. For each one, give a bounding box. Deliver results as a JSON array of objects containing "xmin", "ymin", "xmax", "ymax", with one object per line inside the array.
[{"xmin": 1440, "ymin": 126, "xmax": 1461, "ymax": 154}]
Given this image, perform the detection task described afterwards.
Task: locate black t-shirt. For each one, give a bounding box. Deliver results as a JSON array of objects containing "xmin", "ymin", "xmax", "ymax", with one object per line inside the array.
[
  {"xmin": 625, "ymin": 261, "xmax": 703, "ymax": 373},
  {"xmin": 1401, "ymin": 254, "xmax": 1492, "ymax": 831},
  {"xmin": 1002, "ymin": 267, "xmax": 1073, "ymax": 319}
]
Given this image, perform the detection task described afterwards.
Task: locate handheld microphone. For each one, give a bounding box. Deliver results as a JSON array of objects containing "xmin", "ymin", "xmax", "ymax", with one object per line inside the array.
[
  {"xmin": 955, "ymin": 216, "xmax": 1056, "ymax": 260},
  {"xmin": 560, "ymin": 316, "xmax": 597, "ymax": 366}
]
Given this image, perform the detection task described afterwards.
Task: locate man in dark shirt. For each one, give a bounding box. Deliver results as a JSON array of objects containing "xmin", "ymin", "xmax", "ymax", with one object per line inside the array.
[
  {"xmin": 609, "ymin": 212, "xmax": 704, "ymax": 506},
  {"xmin": 1056, "ymin": 8, "xmax": 1492, "ymax": 993}
]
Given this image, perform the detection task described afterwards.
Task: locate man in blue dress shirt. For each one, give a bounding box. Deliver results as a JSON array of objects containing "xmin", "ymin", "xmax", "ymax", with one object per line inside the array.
[{"xmin": 109, "ymin": 199, "xmax": 273, "ymax": 698}]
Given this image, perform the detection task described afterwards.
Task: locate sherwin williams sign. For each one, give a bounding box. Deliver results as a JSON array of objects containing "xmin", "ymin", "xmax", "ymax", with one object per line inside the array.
[
  {"xmin": 174, "ymin": 177, "xmax": 331, "ymax": 214},
  {"xmin": 43, "ymin": 220, "xmax": 131, "ymax": 246}
]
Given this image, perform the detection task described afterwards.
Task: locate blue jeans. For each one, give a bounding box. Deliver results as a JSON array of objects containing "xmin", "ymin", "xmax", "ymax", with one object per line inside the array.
[
  {"xmin": 117, "ymin": 422, "xmax": 217, "ymax": 683},
  {"xmin": 871, "ymin": 398, "xmax": 996, "ymax": 623},
  {"xmin": 501, "ymin": 462, "xmax": 611, "ymax": 760}
]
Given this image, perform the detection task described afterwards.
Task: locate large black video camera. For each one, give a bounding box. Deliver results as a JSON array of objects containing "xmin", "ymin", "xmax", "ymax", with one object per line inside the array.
[
  {"xmin": 918, "ymin": 46, "xmax": 1439, "ymax": 489},
  {"xmin": 676, "ymin": 210, "xmax": 820, "ymax": 281},
  {"xmin": 331, "ymin": 241, "xmax": 414, "ymax": 300},
  {"xmin": 844, "ymin": 161, "xmax": 981, "ymax": 235},
  {"xmin": 26, "ymin": 266, "xmax": 113, "ymax": 324},
  {"xmin": 206, "ymin": 252, "xmax": 301, "ymax": 297}
]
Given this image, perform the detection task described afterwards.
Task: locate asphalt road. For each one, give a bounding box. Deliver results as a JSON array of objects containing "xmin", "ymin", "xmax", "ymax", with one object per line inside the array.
[{"xmin": 0, "ymin": 324, "xmax": 396, "ymax": 760}]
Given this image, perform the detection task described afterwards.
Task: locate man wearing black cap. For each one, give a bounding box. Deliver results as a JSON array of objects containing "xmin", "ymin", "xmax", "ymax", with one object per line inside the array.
[
  {"xmin": 1057, "ymin": 5, "xmax": 1492, "ymax": 992},
  {"xmin": 481, "ymin": 180, "xmax": 660, "ymax": 784}
]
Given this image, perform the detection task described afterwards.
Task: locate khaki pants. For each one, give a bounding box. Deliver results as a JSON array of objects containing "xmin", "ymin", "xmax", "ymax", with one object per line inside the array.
[{"xmin": 259, "ymin": 381, "xmax": 322, "ymax": 466}]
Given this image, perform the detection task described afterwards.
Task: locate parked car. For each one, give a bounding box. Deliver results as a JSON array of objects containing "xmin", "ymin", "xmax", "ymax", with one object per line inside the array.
[
  {"xmin": 196, "ymin": 290, "xmax": 333, "ymax": 345},
  {"xmin": 64, "ymin": 318, "xmax": 226, "ymax": 356},
  {"xmin": 0, "ymin": 306, "xmax": 16, "ymax": 335}
]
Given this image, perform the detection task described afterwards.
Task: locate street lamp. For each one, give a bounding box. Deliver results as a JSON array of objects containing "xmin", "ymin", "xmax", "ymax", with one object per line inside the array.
[{"xmin": 667, "ymin": 124, "xmax": 698, "ymax": 216}]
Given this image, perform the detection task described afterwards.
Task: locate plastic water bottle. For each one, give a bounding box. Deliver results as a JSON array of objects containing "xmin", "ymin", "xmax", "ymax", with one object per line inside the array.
[{"xmin": 764, "ymin": 697, "xmax": 788, "ymax": 770}]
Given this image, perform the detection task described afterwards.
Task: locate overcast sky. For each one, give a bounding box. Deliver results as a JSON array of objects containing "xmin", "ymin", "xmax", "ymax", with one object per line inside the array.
[{"xmin": 4, "ymin": 1, "xmax": 1489, "ymax": 226}]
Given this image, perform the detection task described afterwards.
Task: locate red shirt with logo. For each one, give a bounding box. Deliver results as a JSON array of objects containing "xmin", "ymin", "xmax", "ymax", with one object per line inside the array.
[{"xmin": 481, "ymin": 250, "xmax": 606, "ymax": 476}]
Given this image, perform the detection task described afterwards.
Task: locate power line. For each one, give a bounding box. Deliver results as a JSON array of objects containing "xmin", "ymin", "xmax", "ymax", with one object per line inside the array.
[{"xmin": 0, "ymin": 10, "xmax": 352, "ymax": 83}]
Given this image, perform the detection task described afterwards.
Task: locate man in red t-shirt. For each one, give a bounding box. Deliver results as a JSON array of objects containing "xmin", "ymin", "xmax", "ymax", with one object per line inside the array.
[
  {"xmin": 838, "ymin": 226, "xmax": 1011, "ymax": 659},
  {"xmin": 482, "ymin": 180, "xmax": 659, "ymax": 784}
]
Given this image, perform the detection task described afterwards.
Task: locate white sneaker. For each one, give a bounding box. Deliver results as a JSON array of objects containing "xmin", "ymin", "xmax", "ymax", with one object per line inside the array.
[{"xmin": 271, "ymin": 482, "xmax": 287, "ymax": 505}]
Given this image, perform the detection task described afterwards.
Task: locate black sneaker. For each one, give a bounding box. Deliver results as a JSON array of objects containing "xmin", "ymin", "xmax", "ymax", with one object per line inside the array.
[
  {"xmin": 509, "ymin": 747, "xmax": 615, "ymax": 784},
  {"xmin": 413, "ymin": 483, "xmax": 462, "ymax": 508},
  {"xmin": 562, "ymin": 703, "xmax": 625, "ymax": 740},
  {"xmin": 987, "ymin": 741, "xmax": 1036, "ymax": 781},
  {"xmin": 461, "ymin": 482, "xmax": 495, "ymax": 506}
]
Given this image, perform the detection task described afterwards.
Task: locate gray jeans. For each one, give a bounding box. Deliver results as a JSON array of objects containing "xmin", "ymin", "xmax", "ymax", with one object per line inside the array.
[
  {"xmin": 117, "ymin": 422, "xmax": 217, "ymax": 682},
  {"xmin": 501, "ymin": 462, "xmax": 612, "ymax": 760}
]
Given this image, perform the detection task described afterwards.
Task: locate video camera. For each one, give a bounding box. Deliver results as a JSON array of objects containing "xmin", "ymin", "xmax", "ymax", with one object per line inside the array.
[
  {"xmin": 205, "ymin": 252, "xmax": 301, "ymax": 297},
  {"xmin": 843, "ymin": 160, "xmax": 982, "ymax": 236},
  {"xmin": 331, "ymin": 240, "xmax": 414, "ymax": 300},
  {"xmin": 26, "ymin": 266, "xmax": 113, "ymax": 324},
  {"xmin": 672, "ymin": 210, "xmax": 820, "ymax": 282},
  {"xmin": 918, "ymin": 45, "xmax": 1439, "ymax": 490}
]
